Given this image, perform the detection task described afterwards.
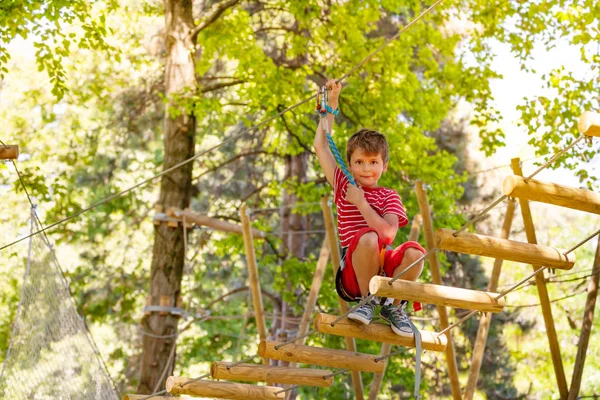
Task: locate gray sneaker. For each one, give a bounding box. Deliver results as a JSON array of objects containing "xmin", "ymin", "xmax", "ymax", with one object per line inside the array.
[
  {"xmin": 348, "ymin": 299, "xmax": 378, "ymax": 325},
  {"xmin": 380, "ymin": 303, "xmax": 414, "ymax": 337}
]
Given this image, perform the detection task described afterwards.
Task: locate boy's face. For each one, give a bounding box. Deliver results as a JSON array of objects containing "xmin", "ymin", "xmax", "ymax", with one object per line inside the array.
[{"xmin": 349, "ymin": 147, "xmax": 387, "ymax": 188}]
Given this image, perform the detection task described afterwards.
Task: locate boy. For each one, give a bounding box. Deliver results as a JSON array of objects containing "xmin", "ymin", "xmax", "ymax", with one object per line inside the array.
[{"xmin": 313, "ymin": 79, "xmax": 426, "ymax": 337}]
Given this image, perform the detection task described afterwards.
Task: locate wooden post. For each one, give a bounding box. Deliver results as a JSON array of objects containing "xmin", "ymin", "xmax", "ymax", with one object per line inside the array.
[
  {"xmin": 503, "ymin": 175, "xmax": 600, "ymax": 215},
  {"xmin": 240, "ymin": 204, "xmax": 268, "ymax": 365},
  {"xmin": 368, "ymin": 214, "xmax": 422, "ymax": 400},
  {"xmin": 258, "ymin": 340, "xmax": 385, "ymax": 373},
  {"xmin": 166, "ymin": 376, "xmax": 284, "ymax": 399},
  {"xmin": 511, "ymin": 158, "xmax": 568, "ymax": 400},
  {"xmin": 464, "ymin": 199, "xmax": 516, "ymax": 400},
  {"xmin": 321, "ymin": 196, "xmax": 364, "ymax": 399},
  {"xmin": 568, "ymin": 235, "xmax": 600, "ymax": 399},
  {"xmin": 0, "ymin": 145, "xmax": 18, "ymax": 160},
  {"xmin": 210, "ymin": 362, "xmax": 334, "ymax": 387},
  {"xmin": 435, "ymin": 228, "xmax": 575, "ymax": 270},
  {"xmin": 578, "ymin": 111, "xmax": 600, "ymax": 137},
  {"xmin": 314, "ymin": 313, "xmax": 447, "ymax": 352},
  {"xmin": 369, "ymin": 277, "xmax": 505, "ymax": 313},
  {"xmin": 415, "ymin": 181, "xmax": 461, "ymax": 400}
]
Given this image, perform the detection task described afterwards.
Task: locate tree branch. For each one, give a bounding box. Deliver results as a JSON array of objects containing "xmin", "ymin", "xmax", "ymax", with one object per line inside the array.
[
  {"xmin": 200, "ymin": 79, "xmax": 246, "ymax": 93},
  {"xmin": 190, "ymin": 0, "xmax": 242, "ymax": 40}
]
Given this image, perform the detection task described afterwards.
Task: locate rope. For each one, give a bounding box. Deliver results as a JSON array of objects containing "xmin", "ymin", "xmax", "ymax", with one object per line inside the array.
[{"xmin": 564, "ymin": 227, "xmax": 600, "ymax": 255}]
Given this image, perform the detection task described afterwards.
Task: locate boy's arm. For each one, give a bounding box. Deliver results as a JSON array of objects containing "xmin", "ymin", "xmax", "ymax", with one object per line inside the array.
[
  {"xmin": 313, "ymin": 80, "xmax": 341, "ymax": 187},
  {"xmin": 355, "ymin": 200, "xmax": 399, "ymax": 244}
]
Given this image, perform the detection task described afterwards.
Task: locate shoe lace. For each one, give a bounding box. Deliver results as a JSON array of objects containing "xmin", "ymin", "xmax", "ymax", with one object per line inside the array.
[{"xmin": 388, "ymin": 305, "xmax": 410, "ymax": 323}]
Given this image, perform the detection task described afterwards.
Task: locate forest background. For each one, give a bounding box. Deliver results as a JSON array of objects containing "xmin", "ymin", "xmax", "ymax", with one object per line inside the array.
[{"xmin": 0, "ymin": 0, "xmax": 599, "ymax": 398}]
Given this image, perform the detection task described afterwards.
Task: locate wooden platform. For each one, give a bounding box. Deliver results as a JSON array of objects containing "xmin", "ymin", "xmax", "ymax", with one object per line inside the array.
[
  {"xmin": 313, "ymin": 313, "xmax": 447, "ymax": 352},
  {"xmin": 258, "ymin": 340, "xmax": 385, "ymax": 373},
  {"xmin": 369, "ymin": 278, "xmax": 504, "ymax": 313},
  {"xmin": 435, "ymin": 228, "xmax": 575, "ymax": 270}
]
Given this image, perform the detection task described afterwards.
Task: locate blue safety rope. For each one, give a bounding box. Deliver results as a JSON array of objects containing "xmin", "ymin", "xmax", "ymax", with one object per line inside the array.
[{"xmin": 317, "ymin": 86, "xmax": 356, "ymax": 186}]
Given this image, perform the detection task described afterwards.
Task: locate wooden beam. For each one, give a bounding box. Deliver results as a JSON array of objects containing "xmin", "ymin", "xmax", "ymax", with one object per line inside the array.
[
  {"xmin": 511, "ymin": 158, "xmax": 568, "ymax": 399},
  {"xmin": 258, "ymin": 340, "xmax": 385, "ymax": 373},
  {"xmin": 168, "ymin": 207, "xmax": 266, "ymax": 237},
  {"xmin": 210, "ymin": 362, "xmax": 334, "ymax": 387},
  {"xmin": 166, "ymin": 376, "xmax": 284, "ymax": 399},
  {"xmin": 503, "ymin": 175, "xmax": 600, "ymax": 215},
  {"xmin": 321, "ymin": 196, "xmax": 364, "ymax": 399},
  {"xmin": 368, "ymin": 213, "xmax": 422, "ymax": 400},
  {"xmin": 435, "ymin": 228, "xmax": 575, "ymax": 270},
  {"xmin": 464, "ymin": 199, "xmax": 516, "ymax": 400},
  {"xmin": 0, "ymin": 145, "xmax": 18, "ymax": 160},
  {"xmin": 568, "ymin": 234, "xmax": 600, "ymax": 399},
  {"xmin": 578, "ymin": 111, "xmax": 600, "ymax": 137},
  {"xmin": 369, "ymin": 277, "xmax": 505, "ymax": 313},
  {"xmin": 240, "ymin": 204, "xmax": 268, "ymax": 365},
  {"xmin": 124, "ymin": 395, "xmax": 183, "ymax": 400},
  {"xmin": 415, "ymin": 181, "xmax": 461, "ymax": 400},
  {"xmin": 314, "ymin": 313, "xmax": 447, "ymax": 352}
]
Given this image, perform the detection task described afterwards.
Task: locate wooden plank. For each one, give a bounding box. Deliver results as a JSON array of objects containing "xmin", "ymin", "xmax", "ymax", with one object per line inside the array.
[
  {"xmin": 169, "ymin": 207, "xmax": 266, "ymax": 237},
  {"xmin": 240, "ymin": 204, "xmax": 268, "ymax": 366},
  {"xmin": 415, "ymin": 181, "xmax": 461, "ymax": 400},
  {"xmin": 166, "ymin": 376, "xmax": 284, "ymax": 399},
  {"xmin": 369, "ymin": 277, "xmax": 505, "ymax": 313},
  {"xmin": 503, "ymin": 175, "xmax": 600, "ymax": 215},
  {"xmin": 0, "ymin": 145, "xmax": 18, "ymax": 160},
  {"xmin": 124, "ymin": 395, "xmax": 187, "ymax": 400},
  {"xmin": 210, "ymin": 362, "xmax": 333, "ymax": 387},
  {"xmin": 464, "ymin": 199, "xmax": 516, "ymax": 400},
  {"xmin": 314, "ymin": 313, "xmax": 447, "ymax": 352},
  {"xmin": 435, "ymin": 228, "xmax": 575, "ymax": 270},
  {"xmin": 368, "ymin": 213, "xmax": 422, "ymax": 400},
  {"xmin": 321, "ymin": 196, "xmax": 364, "ymax": 399},
  {"xmin": 568, "ymin": 234, "xmax": 600, "ymax": 399},
  {"xmin": 258, "ymin": 340, "xmax": 385, "ymax": 374},
  {"xmin": 578, "ymin": 111, "xmax": 600, "ymax": 137},
  {"xmin": 511, "ymin": 158, "xmax": 568, "ymax": 400}
]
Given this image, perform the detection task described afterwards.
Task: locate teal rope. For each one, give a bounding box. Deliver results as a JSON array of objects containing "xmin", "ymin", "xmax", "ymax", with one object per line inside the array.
[{"xmin": 326, "ymin": 132, "xmax": 356, "ymax": 186}]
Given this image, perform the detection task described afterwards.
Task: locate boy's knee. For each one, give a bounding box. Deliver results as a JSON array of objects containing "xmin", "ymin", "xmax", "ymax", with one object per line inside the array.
[
  {"xmin": 405, "ymin": 248, "xmax": 425, "ymax": 265},
  {"xmin": 357, "ymin": 232, "xmax": 379, "ymax": 251}
]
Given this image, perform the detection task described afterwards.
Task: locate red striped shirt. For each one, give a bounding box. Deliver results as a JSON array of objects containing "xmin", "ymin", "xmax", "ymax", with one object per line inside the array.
[{"xmin": 333, "ymin": 167, "xmax": 408, "ymax": 247}]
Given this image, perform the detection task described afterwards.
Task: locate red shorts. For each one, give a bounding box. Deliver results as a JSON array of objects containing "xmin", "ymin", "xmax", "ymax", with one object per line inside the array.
[{"xmin": 335, "ymin": 227, "xmax": 426, "ymax": 302}]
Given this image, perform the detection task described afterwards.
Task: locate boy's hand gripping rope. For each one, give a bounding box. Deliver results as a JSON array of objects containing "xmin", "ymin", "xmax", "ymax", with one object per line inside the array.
[{"xmin": 318, "ymin": 86, "xmax": 356, "ymax": 186}]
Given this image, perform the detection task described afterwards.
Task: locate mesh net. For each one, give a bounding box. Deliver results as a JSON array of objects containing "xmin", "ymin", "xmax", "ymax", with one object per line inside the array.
[{"xmin": 0, "ymin": 213, "xmax": 118, "ymax": 400}]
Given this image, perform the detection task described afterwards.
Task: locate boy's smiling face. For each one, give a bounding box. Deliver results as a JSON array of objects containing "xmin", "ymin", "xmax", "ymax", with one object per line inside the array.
[{"xmin": 349, "ymin": 147, "xmax": 388, "ymax": 188}]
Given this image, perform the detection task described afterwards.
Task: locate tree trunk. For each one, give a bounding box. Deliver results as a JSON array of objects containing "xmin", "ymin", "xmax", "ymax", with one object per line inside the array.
[{"xmin": 137, "ymin": 0, "xmax": 196, "ymax": 393}]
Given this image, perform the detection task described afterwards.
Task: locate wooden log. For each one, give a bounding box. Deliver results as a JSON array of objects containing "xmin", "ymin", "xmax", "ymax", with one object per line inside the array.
[
  {"xmin": 124, "ymin": 395, "xmax": 186, "ymax": 400},
  {"xmin": 166, "ymin": 376, "xmax": 284, "ymax": 399},
  {"xmin": 240, "ymin": 204, "xmax": 268, "ymax": 365},
  {"xmin": 369, "ymin": 277, "xmax": 505, "ymax": 313},
  {"xmin": 435, "ymin": 228, "xmax": 575, "ymax": 270},
  {"xmin": 578, "ymin": 111, "xmax": 600, "ymax": 137},
  {"xmin": 314, "ymin": 313, "xmax": 447, "ymax": 352},
  {"xmin": 321, "ymin": 197, "xmax": 364, "ymax": 399},
  {"xmin": 258, "ymin": 340, "xmax": 384, "ymax": 373},
  {"xmin": 503, "ymin": 175, "xmax": 600, "ymax": 215},
  {"xmin": 511, "ymin": 158, "xmax": 568, "ymax": 399},
  {"xmin": 368, "ymin": 214, "xmax": 422, "ymax": 400},
  {"xmin": 210, "ymin": 362, "xmax": 333, "ymax": 387},
  {"xmin": 0, "ymin": 145, "xmax": 18, "ymax": 160},
  {"xmin": 568, "ymin": 234, "xmax": 600, "ymax": 399},
  {"xmin": 464, "ymin": 199, "xmax": 516, "ymax": 400},
  {"xmin": 169, "ymin": 207, "xmax": 266, "ymax": 237},
  {"xmin": 415, "ymin": 181, "xmax": 461, "ymax": 400}
]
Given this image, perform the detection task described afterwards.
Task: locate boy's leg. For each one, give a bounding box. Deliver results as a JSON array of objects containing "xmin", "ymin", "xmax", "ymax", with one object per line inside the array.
[
  {"xmin": 381, "ymin": 244, "xmax": 426, "ymax": 336},
  {"xmin": 344, "ymin": 230, "xmax": 381, "ymax": 325}
]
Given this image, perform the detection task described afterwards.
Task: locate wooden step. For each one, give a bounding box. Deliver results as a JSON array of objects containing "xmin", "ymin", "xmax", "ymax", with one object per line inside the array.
[
  {"xmin": 0, "ymin": 145, "xmax": 18, "ymax": 160},
  {"xmin": 579, "ymin": 111, "xmax": 600, "ymax": 136},
  {"xmin": 435, "ymin": 228, "xmax": 575, "ymax": 270},
  {"xmin": 258, "ymin": 339, "xmax": 384, "ymax": 373},
  {"xmin": 210, "ymin": 362, "xmax": 333, "ymax": 387},
  {"xmin": 313, "ymin": 313, "xmax": 447, "ymax": 352},
  {"xmin": 166, "ymin": 376, "xmax": 284, "ymax": 399},
  {"xmin": 503, "ymin": 175, "xmax": 600, "ymax": 215},
  {"xmin": 368, "ymin": 278, "xmax": 504, "ymax": 313}
]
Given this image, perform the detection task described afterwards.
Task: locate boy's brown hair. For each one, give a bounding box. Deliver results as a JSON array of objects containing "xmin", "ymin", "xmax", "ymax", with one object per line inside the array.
[{"xmin": 346, "ymin": 128, "xmax": 389, "ymax": 164}]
